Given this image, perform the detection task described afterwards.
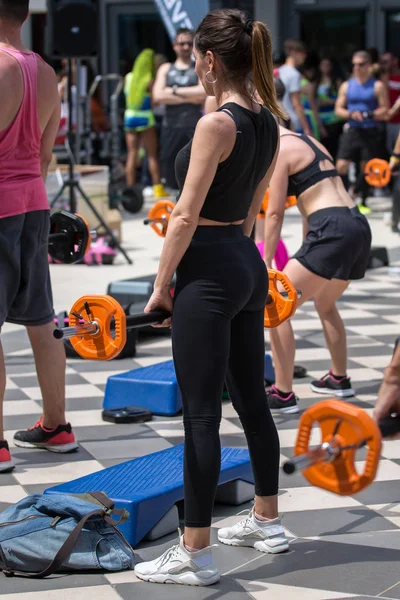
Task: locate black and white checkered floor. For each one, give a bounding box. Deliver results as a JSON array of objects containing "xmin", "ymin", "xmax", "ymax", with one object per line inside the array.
[{"xmin": 2, "ymin": 265, "xmax": 400, "ymax": 599}]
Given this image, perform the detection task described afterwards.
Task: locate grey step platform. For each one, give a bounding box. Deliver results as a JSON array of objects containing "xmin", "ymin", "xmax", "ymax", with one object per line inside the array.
[{"xmin": 45, "ymin": 444, "xmax": 254, "ymax": 547}]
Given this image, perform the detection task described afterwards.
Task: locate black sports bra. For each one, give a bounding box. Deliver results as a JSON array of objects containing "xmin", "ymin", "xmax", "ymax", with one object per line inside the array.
[{"xmin": 282, "ymin": 134, "xmax": 338, "ymax": 197}]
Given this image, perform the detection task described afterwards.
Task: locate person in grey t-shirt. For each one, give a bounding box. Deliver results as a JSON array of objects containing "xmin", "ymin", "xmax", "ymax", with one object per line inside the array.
[{"xmin": 278, "ymin": 40, "xmax": 311, "ymax": 134}]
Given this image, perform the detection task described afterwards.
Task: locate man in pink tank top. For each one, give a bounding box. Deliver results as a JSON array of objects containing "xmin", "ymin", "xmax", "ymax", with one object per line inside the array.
[{"xmin": 0, "ymin": 0, "xmax": 78, "ymax": 473}]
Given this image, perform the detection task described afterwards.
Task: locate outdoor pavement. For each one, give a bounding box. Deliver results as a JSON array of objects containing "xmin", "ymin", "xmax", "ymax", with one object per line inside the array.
[{"xmin": 1, "ymin": 192, "xmax": 400, "ymax": 599}]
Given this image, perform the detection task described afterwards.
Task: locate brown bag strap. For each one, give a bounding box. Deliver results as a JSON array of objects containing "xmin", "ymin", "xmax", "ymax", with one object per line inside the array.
[
  {"xmin": 86, "ymin": 492, "xmax": 114, "ymax": 510},
  {"xmin": 3, "ymin": 508, "xmax": 106, "ymax": 579}
]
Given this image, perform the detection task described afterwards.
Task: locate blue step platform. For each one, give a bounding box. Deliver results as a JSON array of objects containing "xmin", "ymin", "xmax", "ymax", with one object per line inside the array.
[
  {"xmin": 103, "ymin": 354, "xmax": 275, "ymax": 416},
  {"xmin": 45, "ymin": 445, "xmax": 253, "ymax": 547}
]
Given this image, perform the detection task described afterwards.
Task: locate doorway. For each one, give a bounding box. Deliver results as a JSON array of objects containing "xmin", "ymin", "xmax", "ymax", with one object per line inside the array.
[
  {"xmin": 300, "ymin": 10, "xmax": 366, "ymax": 76},
  {"xmin": 386, "ymin": 10, "xmax": 400, "ymax": 56},
  {"xmin": 106, "ymin": 4, "xmax": 174, "ymax": 77}
]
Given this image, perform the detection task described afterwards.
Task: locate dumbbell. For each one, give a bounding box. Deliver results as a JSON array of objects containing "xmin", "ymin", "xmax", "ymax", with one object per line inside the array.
[
  {"xmin": 48, "ymin": 211, "xmax": 93, "ymax": 264},
  {"xmin": 364, "ymin": 158, "xmax": 392, "ymax": 188},
  {"xmin": 53, "ymin": 270, "xmax": 302, "ymax": 360},
  {"xmin": 143, "ymin": 200, "xmax": 175, "ymax": 238},
  {"xmin": 282, "ymin": 399, "xmax": 400, "ymax": 496}
]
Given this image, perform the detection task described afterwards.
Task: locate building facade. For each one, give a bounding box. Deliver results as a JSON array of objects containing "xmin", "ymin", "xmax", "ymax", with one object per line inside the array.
[{"xmin": 26, "ymin": 0, "xmax": 400, "ymax": 75}]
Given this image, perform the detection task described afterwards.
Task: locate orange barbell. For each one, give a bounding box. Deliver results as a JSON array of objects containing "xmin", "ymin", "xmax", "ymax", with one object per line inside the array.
[
  {"xmin": 283, "ymin": 399, "xmax": 400, "ymax": 496},
  {"xmin": 54, "ymin": 270, "xmax": 301, "ymax": 360},
  {"xmin": 364, "ymin": 158, "xmax": 391, "ymax": 188}
]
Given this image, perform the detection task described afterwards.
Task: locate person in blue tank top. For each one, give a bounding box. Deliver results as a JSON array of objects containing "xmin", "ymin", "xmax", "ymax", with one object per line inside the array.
[{"xmin": 335, "ymin": 50, "xmax": 389, "ymax": 211}]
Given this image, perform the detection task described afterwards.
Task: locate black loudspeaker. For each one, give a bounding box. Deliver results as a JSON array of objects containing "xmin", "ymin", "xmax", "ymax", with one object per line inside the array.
[{"xmin": 47, "ymin": 0, "xmax": 98, "ymax": 58}]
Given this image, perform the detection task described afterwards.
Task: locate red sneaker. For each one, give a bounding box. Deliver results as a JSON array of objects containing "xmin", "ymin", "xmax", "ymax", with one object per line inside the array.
[
  {"xmin": 13, "ymin": 418, "xmax": 78, "ymax": 453},
  {"xmin": 0, "ymin": 441, "xmax": 15, "ymax": 473}
]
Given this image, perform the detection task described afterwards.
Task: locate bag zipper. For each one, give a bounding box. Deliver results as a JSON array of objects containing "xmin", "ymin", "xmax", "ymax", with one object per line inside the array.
[{"xmin": 0, "ymin": 515, "xmax": 48, "ymax": 528}]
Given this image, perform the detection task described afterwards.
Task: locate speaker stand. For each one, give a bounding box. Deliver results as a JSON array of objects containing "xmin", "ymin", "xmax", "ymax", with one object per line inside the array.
[{"xmin": 50, "ymin": 59, "xmax": 132, "ymax": 265}]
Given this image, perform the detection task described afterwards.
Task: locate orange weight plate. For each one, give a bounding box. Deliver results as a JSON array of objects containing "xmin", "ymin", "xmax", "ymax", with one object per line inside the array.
[
  {"xmin": 258, "ymin": 190, "xmax": 297, "ymax": 219},
  {"xmin": 294, "ymin": 399, "xmax": 382, "ymax": 495},
  {"xmin": 364, "ymin": 158, "xmax": 391, "ymax": 188},
  {"xmin": 285, "ymin": 195, "xmax": 297, "ymax": 209},
  {"xmin": 264, "ymin": 269, "xmax": 298, "ymax": 328},
  {"xmin": 68, "ymin": 295, "xmax": 127, "ymax": 361},
  {"xmin": 147, "ymin": 200, "xmax": 175, "ymax": 237}
]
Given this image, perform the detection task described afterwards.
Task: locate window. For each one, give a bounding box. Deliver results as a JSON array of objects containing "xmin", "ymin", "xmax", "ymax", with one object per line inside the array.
[
  {"xmin": 300, "ymin": 10, "xmax": 366, "ymax": 75},
  {"xmin": 386, "ymin": 11, "xmax": 400, "ymax": 57},
  {"xmin": 118, "ymin": 13, "xmax": 174, "ymax": 77}
]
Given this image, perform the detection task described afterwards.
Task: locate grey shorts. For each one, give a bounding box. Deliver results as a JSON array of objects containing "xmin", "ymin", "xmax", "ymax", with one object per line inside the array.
[{"xmin": 0, "ymin": 210, "xmax": 54, "ymax": 328}]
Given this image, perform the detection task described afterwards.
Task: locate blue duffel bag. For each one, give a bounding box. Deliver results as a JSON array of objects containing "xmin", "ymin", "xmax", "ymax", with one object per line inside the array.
[{"xmin": 0, "ymin": 491, "xmax": 135, "ymax": 578}]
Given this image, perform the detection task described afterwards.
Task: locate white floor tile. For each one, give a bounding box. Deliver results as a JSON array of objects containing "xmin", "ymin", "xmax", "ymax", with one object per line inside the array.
[
  {"xmin": 2, "ymin": 400, "xmax": 42, "ymax": 416},
  {"xmin": 65, "ymin": 410, "xmax": 109, "ymax": 427},
  {"xmin": 278, "ymin": 427, "xmax": 323, "ymax": 450},
  {"xmin": 13, "ymin": 460, "xmax": 103, "ymax": 485},
  {"xmin": 23, "ymin": 384, "xmax": 103, "ymax": 400},
  {"xmin": 382, "ymin": 314, "xmax": 400, "ymax": 324},
  {"xmin": 246, "ymin": 580, "xmax": 356, "ymax": 599},
  {"xmin": 294, "ymin": 348, "xmax": 333, "ymax": 361},
  {"xmin": 350, "ymin": 280, "xmax": 398, "ymax": 290},
  {"xmin": 337, "ymin": 309, "xmax": 378, "ymax": 319},
  {"xmin": 135, "ymin": 354, "xmax": 172, "ymax": 367},
  {"xmin": 0, "ymin": 587, "xmax": 122, "ymax": 600},
  {"xmin": 346, "ymin": 324, "xmax": 400, "ymax": 336},
  {"xmin": 220, "ymin": 418, "xmax": 243, "ymax": 435},
  {"xmin": 351, "ymin": 355, "xmax": 393, "ymax": 369},
  {"xmin": 0, "ymin": 485, "xmax": 27, "ymax": 504},
  {"xmin": 278, "ymin": 486, "xmax": 362, "ymax": 512},
  {"xmin": 367, "ymin": 459, "xmax": 400, "ymax": 482},
  {"xmin": 5, "ymin": 377, "xmax": 18, "ymax": 390},
  {"xmin": 105, "ymin": 571, "xmax": 141, "ymax": 584},
  {"xmin": 382, "ymin": 439, "xmax": 400, "ymax": 459},
  {"xmin": 292, "ymin": 320, "xmax": 322, "ymax": 331},
  {"xmin": 222, "ymin": 403, "xmax": 239, "ymax": 419},
  {"xmin": 80, "ymin": 371, "xmax": 124, "ymax": 385},
  {"xmin": 146, "ymin": 420, "xmax": 184, "ymax": 437}
]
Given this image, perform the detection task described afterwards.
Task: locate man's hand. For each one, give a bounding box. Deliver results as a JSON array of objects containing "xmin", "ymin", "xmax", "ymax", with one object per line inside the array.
[
  {"xmin": 350, "ymin": 110, "xmax": 364, "ymax": 122},
  {"xmin": 374, "ymin": 368, "xmax": 400, "ymax": 439}
]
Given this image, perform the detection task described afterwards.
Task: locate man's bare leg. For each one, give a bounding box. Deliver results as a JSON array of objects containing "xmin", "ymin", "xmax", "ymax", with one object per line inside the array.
[{"xmin": 27, "ymin": 322, "xmax": 66, "ymax": 428}]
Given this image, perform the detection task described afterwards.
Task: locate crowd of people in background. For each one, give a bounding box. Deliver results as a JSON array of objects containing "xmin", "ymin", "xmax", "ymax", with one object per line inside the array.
[{"xmin": 52, "ymin": 31, "xmax": 400, "ymax": 229}]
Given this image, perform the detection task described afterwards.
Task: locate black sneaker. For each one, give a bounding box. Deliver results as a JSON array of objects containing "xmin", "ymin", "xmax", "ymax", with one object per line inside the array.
[
  {"xmin": 266, "ymin": 386, "xmax": 299, "ymax": 415},
  {"xmin": 310, "ymin": 370, "xmax": 354, "ymax": 398},
  {"xmin": 13, "ymin": 418, "xmax": 79, "ymax": 453}
]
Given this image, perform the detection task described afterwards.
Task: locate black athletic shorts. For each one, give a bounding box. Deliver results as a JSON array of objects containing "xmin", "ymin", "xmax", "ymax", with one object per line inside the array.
[
  {"xmin": 0, "ymin": 210, "xmax": 54, "ymax": 328},
  {"xmin": 293, "ymin": 206, "xmax": 372, "ymax": 281},
  {"xmin": 160, "ymin": 126, "xmax": 196, "ymax": 190},
  {"xmin": 337, "ymin": 126, "xmax": 388, "ymax": 162}
]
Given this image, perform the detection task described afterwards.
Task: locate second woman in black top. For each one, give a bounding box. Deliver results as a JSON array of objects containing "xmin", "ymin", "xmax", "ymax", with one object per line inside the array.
[{"xmin": 135, "ymin": 9, "xmax": 289, "ymax": 587}]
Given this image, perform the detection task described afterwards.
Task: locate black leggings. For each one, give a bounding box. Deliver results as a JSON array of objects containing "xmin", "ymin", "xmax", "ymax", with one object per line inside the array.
[{"xmin": 172, "ymin": 225, "xmax": 280, "ymax": 528}]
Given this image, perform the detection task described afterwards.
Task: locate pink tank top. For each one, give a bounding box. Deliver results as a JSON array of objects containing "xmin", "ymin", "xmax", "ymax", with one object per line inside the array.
[{"xmin": 0, "ymin": 48, "xmax": 49, "ymax": 218}]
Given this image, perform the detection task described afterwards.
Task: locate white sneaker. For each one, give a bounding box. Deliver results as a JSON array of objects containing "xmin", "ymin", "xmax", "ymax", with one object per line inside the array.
[
  {"xmin": 134, "ymin": 535, "xmax": 220, "ymax": 586},
  {"xmin": 218, "ymin": 508, "xmax": 289, "ymax": 554}
]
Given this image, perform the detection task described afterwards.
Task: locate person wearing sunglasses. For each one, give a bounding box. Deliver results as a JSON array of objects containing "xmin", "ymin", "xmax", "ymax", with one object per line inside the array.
[
  {"xmin": 334, "ymin": 50, "xmax": 389, "ymax": 213},
  {"xmin": 153, "ymin": 28, "xmax": 206, "ymax": 193}
]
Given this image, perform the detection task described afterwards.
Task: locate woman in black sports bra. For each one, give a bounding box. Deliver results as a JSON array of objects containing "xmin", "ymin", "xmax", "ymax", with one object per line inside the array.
[
  {"xmin": 263, "ymin": 114, "xmax": 372, "ymax": 416},
  {"xmin": 135, "ymin": 10, "xmax": 289, "ymax": 587}
]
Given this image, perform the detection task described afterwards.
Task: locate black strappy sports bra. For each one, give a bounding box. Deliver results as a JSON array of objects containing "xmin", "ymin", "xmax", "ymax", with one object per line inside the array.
[{"xmin": 282, "ymin": 134, "xmax": 338, "ymax": 198}]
